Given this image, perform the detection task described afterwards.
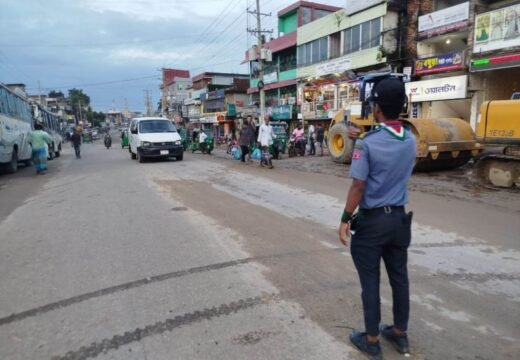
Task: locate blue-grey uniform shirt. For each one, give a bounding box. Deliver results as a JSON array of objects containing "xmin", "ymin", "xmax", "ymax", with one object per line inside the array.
[{"xmin": 349, "ymin": 125, "xmax": 416, "ymax": 209}]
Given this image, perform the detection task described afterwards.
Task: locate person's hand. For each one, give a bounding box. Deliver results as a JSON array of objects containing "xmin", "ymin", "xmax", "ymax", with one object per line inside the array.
[
  {"xmin": 348, "ymin": 126, "xmax": 361, "ymax": 140},
  {"xmin": 339, "ymin": 222, "xmax": 350, "ymax": 247}
]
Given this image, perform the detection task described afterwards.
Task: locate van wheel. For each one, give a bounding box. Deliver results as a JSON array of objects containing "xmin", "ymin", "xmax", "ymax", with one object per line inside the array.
[
  {"xmin": 137, "ymin": 150, "xmax": 145, "ymax": 163},
  {"xmin": 177, "ymin": 154, "xmax": 183, "ymax": 161},
  {"xmin": 48, "ymin": 146, "xmax": 55, "ymax": 161},
  {"xmin": 130, "ymin": 147, "xmax": 136, "ymax": 160}
]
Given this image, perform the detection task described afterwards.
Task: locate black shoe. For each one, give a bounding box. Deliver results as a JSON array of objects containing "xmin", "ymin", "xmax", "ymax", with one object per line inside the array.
[
  {"xmin": 380, "ymin": 324, "xmax": 409, "ymax": 354},
  {"xmin": 349, "ymin": 330, "xmax": 383, "ymax": 360}
]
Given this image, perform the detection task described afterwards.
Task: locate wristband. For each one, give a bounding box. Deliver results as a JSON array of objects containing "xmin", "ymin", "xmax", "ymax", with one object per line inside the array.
[{"xmin": 341, "ymin": 210, "xmax": 352, "ymax": 224}]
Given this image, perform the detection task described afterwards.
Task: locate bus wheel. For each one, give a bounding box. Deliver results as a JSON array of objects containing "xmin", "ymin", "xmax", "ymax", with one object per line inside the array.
[{"xmin": 5, "ymin": 150, "xmax": 18, "ymax": 174}]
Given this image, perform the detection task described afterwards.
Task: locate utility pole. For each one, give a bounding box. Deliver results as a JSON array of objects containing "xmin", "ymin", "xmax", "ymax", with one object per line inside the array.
[
  {"xmin": 144, "ymin": 90, "xmax": 152, "ymax": 117},
  {"xmin": 38, "ymin": 80, "xmax": 42, "ymax": 106},
  {"xmin": 78, "ymin": 100, "xmax": 83, "ymax": 125},
  {"xmin": 248, "ymin": 0, "xmax": 273, "ymax": 124}
]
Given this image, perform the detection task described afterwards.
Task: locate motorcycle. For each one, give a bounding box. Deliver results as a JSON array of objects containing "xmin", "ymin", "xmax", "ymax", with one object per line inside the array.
[
  {"xmin": 288, "ymin": 136, "xmax": 305, "ymax": 157},
  {"xmin": 104, "ymin": 134, "xmax": 112, "ymax": 149}
]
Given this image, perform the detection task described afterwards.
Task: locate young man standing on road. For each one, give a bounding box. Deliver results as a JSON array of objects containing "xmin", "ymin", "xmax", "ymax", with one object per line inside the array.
[
  {"xmin": 257, "ymin": 115, "xmax": 275, "ymax": 168},
  {"xmin": 338, "ymin": 78, "xmax": 416, "ymax": 360},
  {"xmin": 239, "ymin": 121, "xmax": 254, "ymax": 163}
]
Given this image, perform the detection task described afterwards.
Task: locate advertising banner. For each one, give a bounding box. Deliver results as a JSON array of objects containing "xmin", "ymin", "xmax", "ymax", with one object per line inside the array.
[
  {"xmin": 316, "ymin": 58, "xmax": 352, "ymax": 77},
  {"xmin": 474, "ymin": 4, "xmax": 520, "ymax": 53},
  {"xmin": 271, "ymin": 105, "xmax": 293, "ymax": 120},
  {"xmin": 415, "ymin": 52, "xmax": 464, "ymax": 75},
  {"xmin": 418, "ymin": 2, "xmax": 469, "ymax": 38},
  {"xmin": 264, "ymin": 72, "xmax": 278, "ymax": 84},
  {"xmin": 405, "ymin": 75, "xmax": 468, "ymax": 102}
]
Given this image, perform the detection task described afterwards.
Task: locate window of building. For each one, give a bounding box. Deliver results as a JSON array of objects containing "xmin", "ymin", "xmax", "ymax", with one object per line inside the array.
[
  {"xmin": 305, "ymin": 42, "xmax": 312, "ymax": 65},
  {"xmin": 351, "ymin": 24, "xmax": 360, "ymax": 53},
  {"xmin": 361, "ymin": 22, "xmax": 371, "ymax": 50},
  {"xmin": 343, "ymin": 18, "xmax": 381, "ymax": 55},
  {"xmin": 312, "ymin": 39, "xmax": 320, "ymax": 63},
  {"xmin": 314, "ymin": 9, "xmax": 331, "ymax": 20},
  {"xmin": 370, "ymin": 17, "xmax": 381, "ymax": 48},
  {"xmin": 330, "ymin": 32, "xmax": 341, "ymax": 59},
  {"xmin": 301, "ymin": 7, "xmax": 312, "ymax": 25},
  {"xmin": 319, "ymin": 37, "xmax": 328, "ymax": 61},
  {"xmin": 343, "ymin": 28, "xmax": 352, "ymax": 54}
]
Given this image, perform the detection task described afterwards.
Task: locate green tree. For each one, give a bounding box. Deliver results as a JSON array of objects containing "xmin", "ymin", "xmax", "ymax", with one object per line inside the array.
[{"xmin": 67, "ymin": 88, "xmax": 90, "ymax": 123}]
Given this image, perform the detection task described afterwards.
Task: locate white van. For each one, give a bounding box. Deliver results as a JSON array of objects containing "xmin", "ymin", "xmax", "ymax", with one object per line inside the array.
[{"xmin": 128, "ymin": 117, "xmax": 184, "ymax": 163}]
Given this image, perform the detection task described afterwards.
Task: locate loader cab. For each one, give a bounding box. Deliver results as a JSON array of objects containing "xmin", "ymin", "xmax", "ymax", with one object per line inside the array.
[{"xmin": 357, "ymin": 73, "xmax": 408, "ymax": 120}]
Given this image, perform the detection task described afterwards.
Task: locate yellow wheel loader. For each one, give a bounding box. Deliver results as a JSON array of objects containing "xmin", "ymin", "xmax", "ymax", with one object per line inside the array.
[
  {"xmin": 327, "ymin": 73, "xmax": 482, "ymax": 171},
  {"xmin": 474, "ymin": 94, "xmax": 520, "ymax": 188}
]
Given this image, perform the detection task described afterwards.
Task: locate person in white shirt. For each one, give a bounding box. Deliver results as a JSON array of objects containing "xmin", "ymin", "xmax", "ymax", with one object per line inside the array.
[
  {"xmin": 308, "ymin": 123, "xmax": 315, "ymax": 155},
  {"xmin": 198, "ymin": 129, "xmax": 208, "ymax": 152},
  {"xmin": 257, "ymin": 115, "xmax": 276, "ymax": 168}
]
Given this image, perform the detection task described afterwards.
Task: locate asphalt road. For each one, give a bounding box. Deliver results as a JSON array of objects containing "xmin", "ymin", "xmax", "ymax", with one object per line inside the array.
[{"xmin": 0, "ymin": 140, "xmax": 519, "ymax": 360}]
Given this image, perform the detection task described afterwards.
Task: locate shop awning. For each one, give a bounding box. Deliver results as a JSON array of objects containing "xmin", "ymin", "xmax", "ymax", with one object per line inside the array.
[{"xmin": 247, "ymin": 79, "xmax": 297, "ymax": 94}]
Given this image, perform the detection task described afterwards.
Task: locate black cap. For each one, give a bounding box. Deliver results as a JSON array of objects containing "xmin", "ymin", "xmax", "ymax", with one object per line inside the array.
[{"xmin": 369, "ymin": 78, "xmax": 406, "ymax": 107}]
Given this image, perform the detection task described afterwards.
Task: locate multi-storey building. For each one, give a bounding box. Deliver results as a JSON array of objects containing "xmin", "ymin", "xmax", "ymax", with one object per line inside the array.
[
  {"xmin": 245, "ymin": 1, "xmax": 340, "ymax": 126},
  {"xmin": 468, "ymin": 0, "xmax": 520, "ymax": 129},
  {"xmin": 183, "ymin": 72, "xmax": 249, "ymax": 138},
  {"xmin": 296, "ymin": 1, "xmax": 405, "ymax": 128},
  {"xmin": 160, "ymin": 68, "xmax": 191, "ymax": 120}
]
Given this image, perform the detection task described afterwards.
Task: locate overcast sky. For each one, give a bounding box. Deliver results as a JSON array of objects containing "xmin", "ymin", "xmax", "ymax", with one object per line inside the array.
[{"xmin": 0, "ymin": 0, "xmax": 346, "ymax": 112}]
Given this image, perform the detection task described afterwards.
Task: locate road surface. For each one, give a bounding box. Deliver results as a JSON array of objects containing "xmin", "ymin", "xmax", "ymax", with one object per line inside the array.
[{"xmin": 0, "ymin": 140, "xmax": 519, "ymax": 360}]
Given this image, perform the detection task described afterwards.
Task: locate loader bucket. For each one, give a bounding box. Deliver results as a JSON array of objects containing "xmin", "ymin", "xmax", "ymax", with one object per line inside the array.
[{"xmin": 403, "ymin": 118, "xmax": 482, "ymax": 171}]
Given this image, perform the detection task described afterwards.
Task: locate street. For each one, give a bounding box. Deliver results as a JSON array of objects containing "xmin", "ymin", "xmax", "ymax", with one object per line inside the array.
[{"xmin": 0, "ymin": 140, "xmax": 519, "ymax": 360}]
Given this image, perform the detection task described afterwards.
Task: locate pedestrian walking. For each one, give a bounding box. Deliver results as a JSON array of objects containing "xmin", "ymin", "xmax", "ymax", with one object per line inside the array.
[
  {"xmin": 308, "ymin": 123, "xmax": 315, "ymax": 155},
  {"xmin": 316, "ymin": 123, "xmax": 325, "ymax": 156},
  {"xmin": 338, "ymin": 78, "xmax": 416, "ymax": 360},
  {"xmin": 71, "ymin": 127, "xmax": 82, "ymax": 159},
  {"xmin": 239, "ymin": 121, "xmax": 255, "ymax": 163},
  {"xmin": 29, "ymin": 123, "xmax": 52, "ymax": 175},
  {"xmin": 257, "ymin": 115, "xmax": 275, "ymax": 168}
]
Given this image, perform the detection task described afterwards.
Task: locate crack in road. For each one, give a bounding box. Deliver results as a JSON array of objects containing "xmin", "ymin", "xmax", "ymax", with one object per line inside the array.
[
  {"xmin": 0, "ymin": 248, "xmax": 343, "ymax": 327},
  {"xmin": 51, "ymin": 295, "xmax": 275, "ymax": 360},
  {"xmin": 0, "ymin": 258, "xmax": 252, "ymax": 327}
]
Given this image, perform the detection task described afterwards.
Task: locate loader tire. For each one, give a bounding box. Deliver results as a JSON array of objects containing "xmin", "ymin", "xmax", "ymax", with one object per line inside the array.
[{"xmin": 328, "ymin": 123, "xmax": 354, "ymax": 164}]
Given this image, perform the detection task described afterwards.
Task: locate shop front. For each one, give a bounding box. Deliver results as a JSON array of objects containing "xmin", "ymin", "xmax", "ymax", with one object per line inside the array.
[{"xmin": 468, "ymin": 2, "xmax": 520, "ymax": 129}]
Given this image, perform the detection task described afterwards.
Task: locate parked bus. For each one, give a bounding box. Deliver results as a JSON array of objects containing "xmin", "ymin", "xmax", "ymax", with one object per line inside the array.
[
  {"xmin": 33, "ymin": 103, "xmax": 63, "ymax": 159},
  {"xmin": 0, "ymin": 83, "xmax": 33, "ymax": 173}
]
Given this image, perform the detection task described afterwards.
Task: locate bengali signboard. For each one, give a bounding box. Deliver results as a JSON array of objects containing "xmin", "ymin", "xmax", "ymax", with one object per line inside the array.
[
  {"xmin": 271, "ymin": 105, "xmax": 293, "ymax": 120},
  {"xmin": 418, "ymin": 2, "xmax": 469, "ymax": 39},
  {"xmin": 264, "ymin": 72, "xmax": 278, "ymax": 84},
  {"xmin": 405, "ymin": 75, "xmax": 467, "ymax": 102},
  {"xmin": 474, "ymin": 4, "xmax": 520, "ymax": 53},
  {"xmin": 415, "ymin": 52, "xmax": 464, "ymax": 75},
  {"xmin": 316, "ymin": 58, "xmax": 352, "ymax": 77}
]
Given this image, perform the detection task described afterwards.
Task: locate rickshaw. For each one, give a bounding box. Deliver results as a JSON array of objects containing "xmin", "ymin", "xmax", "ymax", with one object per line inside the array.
[
  {"xmin": 191, "ymin": 128, "xmax": 214, "ymax": 154},
  {"xmin": 120, "ymin": 129, "xmax": 129, "ymax": 148},
  {"xmin": 270, "ymin": 121, "xmax": 288, "ymax": 159}
]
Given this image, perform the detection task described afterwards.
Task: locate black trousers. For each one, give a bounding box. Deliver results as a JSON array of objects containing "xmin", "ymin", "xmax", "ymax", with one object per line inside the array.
[
  {"xmin": 240, "ymin": 145, "xmax": 249, "ymax": 162},
  {"xmin": 350, "ymin": 207, "xmax": 412, "ymax": 336},
  {"xmin": 73, "ymin": 144, "xmax": 81, "ymax": 158}
]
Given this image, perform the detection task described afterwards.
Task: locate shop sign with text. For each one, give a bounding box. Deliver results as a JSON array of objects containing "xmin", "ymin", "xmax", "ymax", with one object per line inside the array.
[
  {"xmin": 405, "ymin": 75, "xmax": 467, "ymax": 102},
  {"xmin": 474, "ymin": 3, "xmax": 520, "ymax": 53},
  {"xmin": 471, "ymin": 53, "xmax": 520, "ymax": 72},
  {"xmin": 418, "ymin": 2, "xmax": 469, "ymax": 39},
  {"xmin": 316, "ymin": 58, "xmax": 352, "ymax": 77},
  {"xmin": 415, "ymin": 52, "xmax": 464, "ymax": 75},
  {"xmin": 271, "ymin": 105, "xmax": 293, "ymax": 120},
  {"xmin": 264, "ymin": 72, "xmax": 278, "ymax": 84}
]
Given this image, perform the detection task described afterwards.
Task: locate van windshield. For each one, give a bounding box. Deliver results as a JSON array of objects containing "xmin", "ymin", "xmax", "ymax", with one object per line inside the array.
[{"xmin": 139, "ymin": 120, "xmax": 177, "ymax": 133}]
